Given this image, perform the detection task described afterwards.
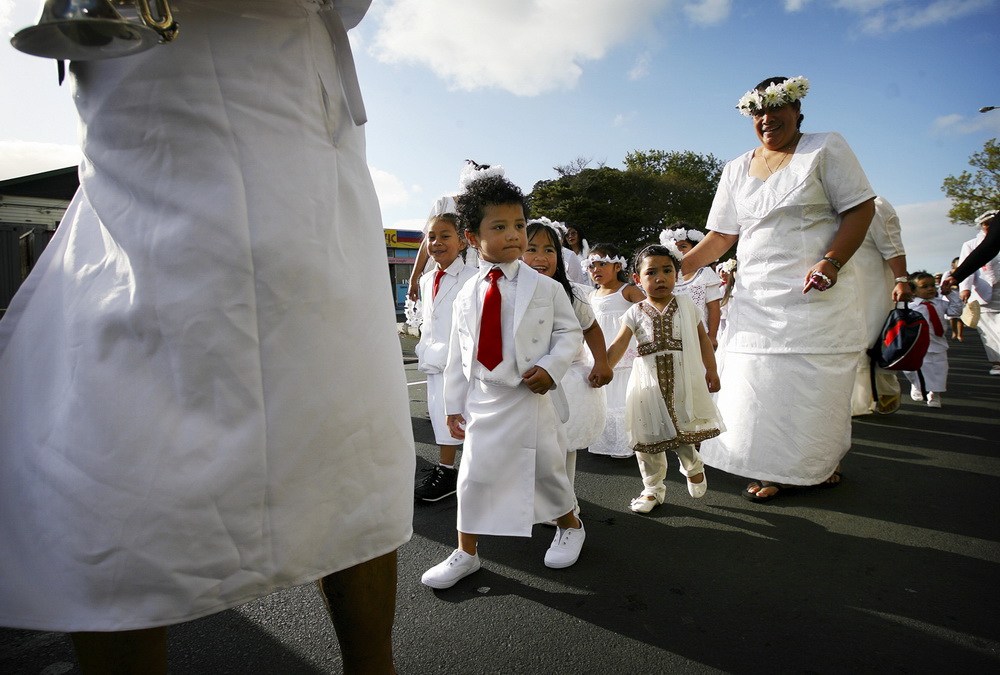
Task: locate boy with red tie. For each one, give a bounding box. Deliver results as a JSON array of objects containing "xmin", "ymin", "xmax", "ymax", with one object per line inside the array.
[
  {"xmin": 905, "ymin": 271, "xmax": 950, "ymax": 408},
  {"xmin": 421, "ymin": 167, "xmax": 584, "ymax": 589}
]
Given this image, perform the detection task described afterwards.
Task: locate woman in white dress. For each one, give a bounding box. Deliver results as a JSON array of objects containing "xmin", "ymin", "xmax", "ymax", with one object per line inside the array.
[
  {"xmin": 0, "ymin": 1, "xmax": 413, "ymax": 670},
  {"xmin": 682, "ymin": 76, "xmax": 876, "ymax": 503}
]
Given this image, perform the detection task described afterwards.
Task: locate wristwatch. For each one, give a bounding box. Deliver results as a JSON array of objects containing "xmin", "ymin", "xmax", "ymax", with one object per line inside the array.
[{"xmin": 894, "ymin": 276, "xmax": 909, "ymax": 284}]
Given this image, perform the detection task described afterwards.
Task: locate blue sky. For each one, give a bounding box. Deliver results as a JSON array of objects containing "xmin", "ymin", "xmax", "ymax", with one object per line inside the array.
[{"xmin": 2, "ymin": 0, "xmax": 999, "ymax": 274}]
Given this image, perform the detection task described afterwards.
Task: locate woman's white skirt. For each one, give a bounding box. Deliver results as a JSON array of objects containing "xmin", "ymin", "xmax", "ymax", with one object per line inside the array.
[{"xmin": 700, "ymin": 351, "xmax": 856, "ymax": 485}]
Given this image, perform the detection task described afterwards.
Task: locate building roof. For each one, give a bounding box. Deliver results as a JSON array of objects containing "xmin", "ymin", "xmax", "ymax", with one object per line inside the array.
[{"xmin": 0, "ymin": 166, "xmax": 79, "ymax": 200}]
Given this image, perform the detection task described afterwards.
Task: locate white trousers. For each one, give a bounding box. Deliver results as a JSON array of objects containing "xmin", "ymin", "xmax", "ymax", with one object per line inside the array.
[{"xmin": 635, "ymin": 444, "xmax": 703, "ymax": 502}]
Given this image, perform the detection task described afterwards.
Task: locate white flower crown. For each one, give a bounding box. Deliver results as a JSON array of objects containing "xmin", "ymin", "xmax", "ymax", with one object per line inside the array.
[
  {"xmin": 718, "ymin": 258, "xmax": 737, "ymax": 274},
  {"xmin": 660, "ymin": 239, "xmax": 684, "ymax": 264},
  {"xmin": 660, "ymin": 227, "xmax": 705, "ymax": 244},
  {"xmin": 458, "ymin": 161, "xmax": 505, "ymax": 190},
  {"xmin": 737, "ymin": 76, "xmax": 809, "ymax": 117},
  {"xmin": 528, "ymin": 216, "xmax": 568, "ymax": 237},
  {"xmin": 582, "ymin": 253, "xmax": 627, "ymax": 274},
  {"xmin": 975, "ymin": 209, "xmax": 998, "ymax": 225}
]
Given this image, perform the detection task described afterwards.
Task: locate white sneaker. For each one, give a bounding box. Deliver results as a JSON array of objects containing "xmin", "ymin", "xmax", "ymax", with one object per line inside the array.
[
  {"xmin": 990, "ymin": 365, "xmax": 1000, "ymax": 376},
  {"xmin": 926, "ymin": 392, "xmax": 942, "ymax": 408},
  {"xmin": 910, "ymin": 385, "xmax": 924, "ymax": 401},
  {"xmin": 544, "ymin": 521, "xmax": 585, "ymax": 569},
  {"xmin": 421, "ymin": 549, "xmax": 481, "ymax": 589},
  {"xmin": 687, "ymin": 472, "xmax": 708, "ymax": 499}
]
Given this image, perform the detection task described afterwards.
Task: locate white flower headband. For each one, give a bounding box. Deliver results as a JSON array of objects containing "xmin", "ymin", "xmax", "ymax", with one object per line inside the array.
[
  {"xmin": 582, "ymin": 253, "xmax": 627, "ymax": 274},
  {"xmin": 737, "ymin": 76, "xmax": 809, "ymax": 116},
  {"xmin": 660, "ymin": 227, "xmax": 705, "ymax": 244},
  {"xmin": 528, "ymin": 216, "xmax": 568, "ymax": 238},
  {"xmin": 458, "ymin": 160, "xmax": 505, "ymax": 191},
  {"xmin": 718, "ymin": 258, "xmax": 737, "ymax": 274},
  {"xmin": 660, "ymin": 239, "xmax": 684, "ymax": 264}
]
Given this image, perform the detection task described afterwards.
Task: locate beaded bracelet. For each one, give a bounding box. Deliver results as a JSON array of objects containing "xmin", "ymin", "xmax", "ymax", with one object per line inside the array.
[{"xmin": 822, "ymin": 256, "xmax": 843, "ymax": 270}]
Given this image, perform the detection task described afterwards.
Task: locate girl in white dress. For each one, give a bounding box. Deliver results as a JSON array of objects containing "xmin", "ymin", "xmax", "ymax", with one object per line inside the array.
[
  {"xmin": 586, "ymin": 244, "xmax": 646, "ymax": 458},
  {"xmin": 523, "ymin": 221, "xmax": 612, "ymax": 511},
  {"xmin": 607, "ymin": 243, "xmax": 723, "ymax": 513}
]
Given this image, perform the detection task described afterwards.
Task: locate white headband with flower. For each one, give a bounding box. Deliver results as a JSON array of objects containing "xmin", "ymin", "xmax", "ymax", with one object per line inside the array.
[
  {"xmin": 660, "ymin": 227, "xmax": 705, "ymax": 244},
  {"xmin": 660, "ymin": 239, "xmax": 684, "ymax": 264},
  {"xmin": 582, "ymin": 253, "xmax": 627, "ymax": 274},
  {"xmin": 718, "ymin": 258, "xmax": 737, "ymax": 274},
  {"xmin": 528, "ymin": 216, "xmax": 568, "ymax": 238},
  {"xmin": 458, "ymin": 160, "xmax": 505, "ymax": 190},
  {"xmin": 737, "ymin": 76, "xmax": 809, "ymax": 116}
]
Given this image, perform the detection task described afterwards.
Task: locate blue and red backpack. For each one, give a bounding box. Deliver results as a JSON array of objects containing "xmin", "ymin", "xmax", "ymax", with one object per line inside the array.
[{"xmin": 867, "ymin": 302, "xmax": 930, "ymax": 400}]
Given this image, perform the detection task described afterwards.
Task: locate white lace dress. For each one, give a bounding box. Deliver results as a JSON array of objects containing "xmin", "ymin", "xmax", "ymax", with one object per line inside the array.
[{"xmin": 589, "ymin": 284, "xmax": 639, "ymax": 457}]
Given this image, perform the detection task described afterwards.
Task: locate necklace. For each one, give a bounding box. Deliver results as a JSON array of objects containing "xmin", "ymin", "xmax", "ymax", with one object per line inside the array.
[{"xmin": 761, "ymin": 132, "xmax": 802, "ymax": 175}]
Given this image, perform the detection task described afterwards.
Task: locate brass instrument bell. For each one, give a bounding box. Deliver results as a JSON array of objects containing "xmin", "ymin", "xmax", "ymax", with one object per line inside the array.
[{"xmin": 11, "ymin": 0, "xmax": 178, "ymax": 60}]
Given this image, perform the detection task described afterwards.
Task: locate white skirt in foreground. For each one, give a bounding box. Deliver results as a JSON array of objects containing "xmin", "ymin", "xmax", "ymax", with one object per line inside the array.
[
  {"xmin": 700, "ymin": 351, "xmax": 856, "ymax": 485},
  {"xmin": 0, "ymin": 0, "xmax": 414, "ymax": 632}
]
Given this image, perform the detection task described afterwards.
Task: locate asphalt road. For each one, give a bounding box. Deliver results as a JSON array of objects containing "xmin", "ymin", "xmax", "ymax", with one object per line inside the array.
[{"xmin": 3, "ymin": 330, "xmax": 999, "ymax": 674}]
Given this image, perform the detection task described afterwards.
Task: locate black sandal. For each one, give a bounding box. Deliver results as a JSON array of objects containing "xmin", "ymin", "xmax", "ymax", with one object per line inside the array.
[{"xmin": 741, "ymin": 480, "xmax": 790, "ymax": 503}]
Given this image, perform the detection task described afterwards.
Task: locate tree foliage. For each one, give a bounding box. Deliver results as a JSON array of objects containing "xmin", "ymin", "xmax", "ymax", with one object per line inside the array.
[
  {"xmin": 942, "ymin": 138, "xmax": 1000, "ymax": 224},
  {"xmin": 528, "ymin": 150, "xmax": 724, "ymax": 259}
]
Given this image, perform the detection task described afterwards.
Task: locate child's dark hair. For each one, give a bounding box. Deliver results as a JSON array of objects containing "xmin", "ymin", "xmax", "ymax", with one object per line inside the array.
[
  {"xmin": 632, "ymin": 244, "xmax": 682, "ymax": 274},
  {"xmin": 588, "ymin": 243, "xmax": 630, "ymax": 283},
  {"xmin": 456, "ymin": 174, "xmax": 527, "ymax": 235},
  {"xmin": 908, "ymin": 270, "xmax": 935, "ymax": 291},
  {"xmin": 526, "ymin": 221, "xmax": 573, "ymax": 303},
  {"xmin": 429, "ymin": 212, "xmax": 469, "ymax": 260}
]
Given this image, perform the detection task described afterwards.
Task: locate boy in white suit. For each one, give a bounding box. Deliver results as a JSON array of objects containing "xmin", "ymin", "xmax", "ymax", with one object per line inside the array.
[
  {"xmin": 414, "ymin": 199, "xmax": 479, "ymax": 501},
  {"xmin": 904, "ymin": 272, "xmax": 950, "ymax": 407},
  {"xmin": 421, "ymin": 169, "xmax": 585, "ymax": 589}
]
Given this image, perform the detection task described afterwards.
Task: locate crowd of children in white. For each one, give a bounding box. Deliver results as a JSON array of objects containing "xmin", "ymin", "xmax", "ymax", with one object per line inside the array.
[{"xmin": 406, "ymin": 161, "xmax": 994, "ymax": 590}]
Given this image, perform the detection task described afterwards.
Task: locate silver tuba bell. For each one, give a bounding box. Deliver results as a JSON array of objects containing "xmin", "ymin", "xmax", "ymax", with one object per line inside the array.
[{"xmin": 11, "ymin": 0, "xmax": 178, "ymax": 60}]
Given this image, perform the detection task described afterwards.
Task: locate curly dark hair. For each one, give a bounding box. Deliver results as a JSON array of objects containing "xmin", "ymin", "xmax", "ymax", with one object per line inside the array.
[{"xmin": 456, "ymin": 174, "xmax": 528, "ymax": 235}]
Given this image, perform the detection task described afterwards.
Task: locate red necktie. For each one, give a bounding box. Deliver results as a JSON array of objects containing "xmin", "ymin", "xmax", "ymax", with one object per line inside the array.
[
  {"xmin": 925, "ymin": 301, "xmax": 944, "ymax": 337},
  {"xmin": 477, "ymin": 267, "xmax": 503, "ymax": 370},
  {"xmin": 432, "ymin": 268, "xmax": 446, "ymax": 300}
]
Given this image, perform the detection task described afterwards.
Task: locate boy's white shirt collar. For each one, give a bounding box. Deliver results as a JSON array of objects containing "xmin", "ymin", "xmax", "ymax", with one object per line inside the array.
[{"xmin": 480, "ymin": 259, "xmax": 520, "ymax": 281}]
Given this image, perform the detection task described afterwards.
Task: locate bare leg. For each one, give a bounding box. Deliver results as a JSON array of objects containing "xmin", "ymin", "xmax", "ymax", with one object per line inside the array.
[
  {"xmin": 71, "ymin": 627, "xmax": 168, "ymax": 675},
  {"xmin": 319, "ymin": 550, "xmax": 398, "ymax": 675},
  {"xmin": 458, "ymin": 531, "xmax": 479, "ymax": 555}
]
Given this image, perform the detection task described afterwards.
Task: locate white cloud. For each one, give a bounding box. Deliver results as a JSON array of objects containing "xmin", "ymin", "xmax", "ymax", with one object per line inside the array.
[
  {"xmin": 683, "ymin": 0, "xmax": 732, "ymax": 25},
  {"xmin": 628, "ymin": 52, "xmax": 652, "ymax": 81},
  {"xmin": 784, "ymin": 0, "xmax": 812, "ymax": 10},
  {"xmin": 932, "ymin": 112, "xmax": 1000, "ymax": 135},
  {"xmin": 370, "ymin": 0, "xmax": 668, "ymax": 96},
  {"xmin": 369, "ymin": 165, "xmax": 418, "ymax": 210},
  {"xmin": 894, "ymin": 199, "xmax": 978, "ymax": 273},
  {"xmin": 835, "ymin": 0, "xmax": 995, "ymax": 33},
  {"xmin": 0, "ymin": 140, "xmax": 81, "ymax": 181},
  {"xmin": 614, "ymin": 111, "xmax": 638, "ymax": 127},
  {"xmin": 388, "ymin": 217, "xmax": 426, "ymax": 232}
]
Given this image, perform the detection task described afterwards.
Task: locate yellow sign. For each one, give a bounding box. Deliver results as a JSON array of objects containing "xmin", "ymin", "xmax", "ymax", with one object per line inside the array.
[{"xmin": 384, "ymin": 229, "xmax": 422, "ymax": 250}]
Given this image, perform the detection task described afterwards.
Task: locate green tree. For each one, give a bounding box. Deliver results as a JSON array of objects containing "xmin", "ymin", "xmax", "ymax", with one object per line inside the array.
[
  {"xmin": 528, "ymin": 150, "xmax": 724, "ymax": 259},
  {"xmin": 942, "ymin": 138, "xmax": 1000, "ymax": 224}
]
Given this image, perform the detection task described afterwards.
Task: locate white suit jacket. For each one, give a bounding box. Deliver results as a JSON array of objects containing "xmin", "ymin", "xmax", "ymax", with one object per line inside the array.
[
  {"xmin": 415, "ymin": 257, "xmax": 477, "ymax": 374},
  {"xmin": 444, "ymin": 261, "xmax": 582, "ymax": 416}
]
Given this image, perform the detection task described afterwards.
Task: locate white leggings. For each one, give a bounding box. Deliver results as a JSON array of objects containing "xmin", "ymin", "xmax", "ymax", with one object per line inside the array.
[{"xmin": 635, "ymin": 444, "xmax": 703, "ymax": 502}]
